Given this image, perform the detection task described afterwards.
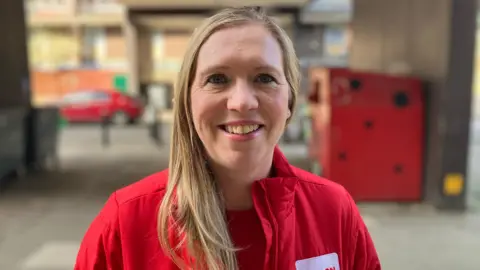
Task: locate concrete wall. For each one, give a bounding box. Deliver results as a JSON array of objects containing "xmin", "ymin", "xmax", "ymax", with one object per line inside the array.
[{"xmin": 350, "ymin": 0, "xmax": 451, "ymax": 79}]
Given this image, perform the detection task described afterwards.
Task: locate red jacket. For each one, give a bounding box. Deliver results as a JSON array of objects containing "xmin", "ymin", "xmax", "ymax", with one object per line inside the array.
[{"xmin": 75, "ymin": 147, "xmax": 381, "ymax": 270}]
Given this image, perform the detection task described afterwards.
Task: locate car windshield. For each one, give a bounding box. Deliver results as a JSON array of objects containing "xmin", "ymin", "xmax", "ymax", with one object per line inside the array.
[{"xmin": 62, "ymin": 90, "xmax": 111, "ymax": 104}]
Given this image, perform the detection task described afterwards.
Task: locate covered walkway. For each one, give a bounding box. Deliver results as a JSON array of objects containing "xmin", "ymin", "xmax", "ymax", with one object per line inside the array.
[{"xmin": 1, "ymin": 0, "xmax": 480, "ymax": 269}]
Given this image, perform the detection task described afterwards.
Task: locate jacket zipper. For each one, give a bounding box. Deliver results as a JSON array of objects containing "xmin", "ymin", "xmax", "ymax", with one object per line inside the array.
[{"xmin": 262, "ymin": 186, "xmax": 279, "ymax": 270}]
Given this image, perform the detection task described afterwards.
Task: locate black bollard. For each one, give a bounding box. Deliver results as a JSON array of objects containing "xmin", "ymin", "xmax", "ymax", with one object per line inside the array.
[
  {"xmin": 101, "ymin": 115, "xmax": 110, "ymax": 147},
  {"xmin": 149, "ymin": 108, "xmax": 162, "ymax": 146}
]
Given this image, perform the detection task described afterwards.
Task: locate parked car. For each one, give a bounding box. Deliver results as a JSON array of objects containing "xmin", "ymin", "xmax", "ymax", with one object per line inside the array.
[{"xmin": 59, "ymin": 89, "xmax": 144, "ymax": 125}]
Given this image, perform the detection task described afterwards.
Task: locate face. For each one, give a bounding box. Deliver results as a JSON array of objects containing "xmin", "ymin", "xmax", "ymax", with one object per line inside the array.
[{"xmin": 190, "ymin": 23, "xmax": 291, "ymax": 170}]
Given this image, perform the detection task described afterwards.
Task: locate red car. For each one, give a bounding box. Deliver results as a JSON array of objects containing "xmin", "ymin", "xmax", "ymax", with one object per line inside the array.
[{"xmin": 60, "ymin": 89, "xmax": 144, "ymax": 125}]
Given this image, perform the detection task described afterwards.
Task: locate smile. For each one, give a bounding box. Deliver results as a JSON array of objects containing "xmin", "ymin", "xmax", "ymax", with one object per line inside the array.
[
  {"xmin": 220, "ymin": 124, "xmax": 263, "ymax": 135},
  {"xmin": 225, "ymin": 124, "xmax": 260, "ymax": 134}
]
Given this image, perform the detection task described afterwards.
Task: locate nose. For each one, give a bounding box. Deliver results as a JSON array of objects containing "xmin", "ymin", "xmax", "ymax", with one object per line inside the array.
[{"xmin": 226, "ymin": 80, "xmax": 259, "ymax": 112}]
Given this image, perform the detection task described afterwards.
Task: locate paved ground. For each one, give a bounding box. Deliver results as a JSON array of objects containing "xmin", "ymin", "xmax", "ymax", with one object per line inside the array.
[
  {"xmin": 469, "ymin": 123, "xmax": 480, "ymax": 205},
  {"xmin": 0, "ymin": 123, "xmax": 479, "ymax": 270}
]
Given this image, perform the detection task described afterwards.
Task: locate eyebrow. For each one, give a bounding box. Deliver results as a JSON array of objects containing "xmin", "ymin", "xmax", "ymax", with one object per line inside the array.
[
  {"xmin": 198, "ymin": 65, "xmax": 231, "ymax": 78},
  {"xmin": 198, "ymin": 64, "xmax": 283, "ymax": 78},
  {"xmin": 254, "ymin": 65, "xmax": 283, "ymax": 77}
]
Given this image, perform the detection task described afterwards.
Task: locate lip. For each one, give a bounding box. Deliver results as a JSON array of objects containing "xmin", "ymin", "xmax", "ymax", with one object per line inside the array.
[
  {"xmin": 220, "ymin": 120, "xmax": 263, "ymax": 126},
  {"xmin": 220, "ymin": 126, "xmax": 263, "ymax": 142},
  {"xmin": 218, "ymin": 120, "xmax": 264, "ymax": 142}
]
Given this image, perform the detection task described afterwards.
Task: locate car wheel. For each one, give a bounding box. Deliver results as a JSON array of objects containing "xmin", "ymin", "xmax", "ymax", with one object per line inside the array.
[{"xmin": 111, "ymin": 111, "xmax": 129, "ymax": 126}]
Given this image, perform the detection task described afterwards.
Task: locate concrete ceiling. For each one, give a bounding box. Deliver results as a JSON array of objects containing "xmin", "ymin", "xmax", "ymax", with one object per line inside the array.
[
  {"xmin": 117, "ymin": 0, "xmax": 308, "ymax": 9},
  {"xmin": 134, "ymin": 13, "xmax": 294, "ymax": 30}
]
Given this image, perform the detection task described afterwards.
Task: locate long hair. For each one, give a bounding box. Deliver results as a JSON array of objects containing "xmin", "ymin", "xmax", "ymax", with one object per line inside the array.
[{"xmin": 158, "ymin": 6, "xmax": 300, "ymax": 270}]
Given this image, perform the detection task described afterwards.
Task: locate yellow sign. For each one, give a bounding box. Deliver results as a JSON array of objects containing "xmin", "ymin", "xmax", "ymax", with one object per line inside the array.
[{"xmin": 443, "ymin": 173, "xmax": 464, "ymax": 196}]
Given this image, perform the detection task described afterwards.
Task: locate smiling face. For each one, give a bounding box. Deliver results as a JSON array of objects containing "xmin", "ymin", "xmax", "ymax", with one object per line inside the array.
[{"xmin": 190, "ymin": 23, "xmax": 291, "ymax": 172}]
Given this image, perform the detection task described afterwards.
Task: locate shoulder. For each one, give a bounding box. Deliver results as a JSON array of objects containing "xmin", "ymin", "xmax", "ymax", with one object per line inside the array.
[
  {"xmin": 290, "ymin": 165, "xmax": 352, "ymax": 205},
  {"xmin": 114, "ymin": 169, "xmax": 169, "ymax": 205},
  {"xmin": 112, "ymin": 169, "xmax": 170, "ymax": 228},
  {"xmin": 89, "ymin": 169, "xmax": 170, "ymax": 229},
  {"xmin": 80, "ymin": 169, "xmax": 170, "ymax": 243},
  {"xmin": 75, "ymin": 170, "xmax": 170, "ymax": 269}
]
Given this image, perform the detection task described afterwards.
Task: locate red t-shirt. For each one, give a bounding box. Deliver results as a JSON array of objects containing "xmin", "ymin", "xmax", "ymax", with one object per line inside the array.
[{"xmin": 227, "ymin": 209, "xmax": 266, "ymax": 270}]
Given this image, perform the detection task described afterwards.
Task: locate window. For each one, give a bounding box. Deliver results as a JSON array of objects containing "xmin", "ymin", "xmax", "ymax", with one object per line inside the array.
[
  {"xmin": 89, "ymin": 91, "xmax": 111, "ymax": 102},
  {"xmin": 62, "ymin": 91, "xmax": 110, "ymax": 104},
  {"xmin": 81, "ymin": 28, "xmax": 106, "ymax": 67},
  {"xmin": 62, "ymin": 92, "xmax": 88, "ymax": 105},
  {"xmin": 323, "ymin": 25, "xmax": 350, "ymax": 58}
]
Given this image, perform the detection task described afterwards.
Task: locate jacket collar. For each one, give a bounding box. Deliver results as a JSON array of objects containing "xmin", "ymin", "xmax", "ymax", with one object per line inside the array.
[
  {"xmin": 271, "ymin": 145, "xmax": 296, "ymax": 178},
  {"xmin": 252, "ymin": 145, "xmax": 299, "ymax": 216}
]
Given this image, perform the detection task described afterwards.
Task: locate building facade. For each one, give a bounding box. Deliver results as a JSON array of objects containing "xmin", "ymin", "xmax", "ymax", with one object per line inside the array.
[
  {"xmin": 25, "ymin": 0, "xmax": 129, "ymax": 105},
  {"xmin": 25, "ymin": 0, "xmax": 353, "ymax": 118},
  {"xmin": 26, "ymin": 0, "xmax": 127, "ymax": 71}
]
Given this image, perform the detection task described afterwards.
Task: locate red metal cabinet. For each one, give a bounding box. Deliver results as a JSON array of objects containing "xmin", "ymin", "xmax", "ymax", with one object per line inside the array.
[{"xmin": 308, "ymin": 68, "xmax": 425, "ymax": 201}]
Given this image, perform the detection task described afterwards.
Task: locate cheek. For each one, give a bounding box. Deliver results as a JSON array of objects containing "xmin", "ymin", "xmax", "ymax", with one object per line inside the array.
[
  {"xmin": 190, "ymin": 91, "xmax": 206, "ymax": 132},
  {"xmin": 190, "ymin": 91, "xmax": 220, "ymax": 131},
  {"xmin": 263, "ymin": 90, "xmax": 290, "ymax": 121}
]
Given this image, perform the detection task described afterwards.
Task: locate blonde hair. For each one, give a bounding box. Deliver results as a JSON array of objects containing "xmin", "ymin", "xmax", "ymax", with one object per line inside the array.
[{"xmin": 158, "ymin": 6, "xmax": 300, "ymax": 270}]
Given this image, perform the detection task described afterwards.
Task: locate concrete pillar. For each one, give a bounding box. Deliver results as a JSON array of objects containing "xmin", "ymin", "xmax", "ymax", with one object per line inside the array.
[
  {"xmin": 350, "ymin": 0, "xmax": 477, "ymax": 210},
  {"xmin": 0, "ymin": 0, "xmax": 30, "ymax": 107},
  {"xmin": 124, "ymin": 10, "xmax": 140, "ymax": 95}
]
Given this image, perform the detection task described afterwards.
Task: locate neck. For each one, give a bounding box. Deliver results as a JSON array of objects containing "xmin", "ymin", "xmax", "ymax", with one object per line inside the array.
[{"xmin": 211, "ymin": 153, "xmax": 274, "ymax": 211}]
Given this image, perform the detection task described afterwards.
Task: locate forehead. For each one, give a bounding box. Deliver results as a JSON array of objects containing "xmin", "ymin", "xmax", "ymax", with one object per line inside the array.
[{"xmin": 196, "ymin": 23, "xmax": 283, "ymax": 71}]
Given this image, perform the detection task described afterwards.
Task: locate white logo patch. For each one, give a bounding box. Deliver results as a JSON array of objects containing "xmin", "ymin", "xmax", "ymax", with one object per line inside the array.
[{"xmin": 295, "ymin": 252, "xmax": 340, "ymax": 270}]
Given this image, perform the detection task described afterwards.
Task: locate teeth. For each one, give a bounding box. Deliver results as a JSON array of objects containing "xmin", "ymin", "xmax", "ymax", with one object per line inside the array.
[{"xmin": 225, "ymin": 125, "xmax": 260, "ymax": 135}]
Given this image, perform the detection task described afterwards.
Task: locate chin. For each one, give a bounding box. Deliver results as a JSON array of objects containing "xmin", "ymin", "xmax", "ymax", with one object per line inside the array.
[
  {"xmin": 226, "ymin": 144, "xmax": 259, "ymax": 155},
  {"xmin": 215, "ymin": 146, "xmax": 260, "ymax": 166},
  {"xmin": 226, "ymin": 140, "xmax": 274, "ymax": 160}
]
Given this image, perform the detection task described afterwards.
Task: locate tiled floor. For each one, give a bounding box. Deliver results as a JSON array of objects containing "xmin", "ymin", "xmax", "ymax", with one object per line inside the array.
[{"xmin": 0, "ymin": 125, "xmax": 479, "ymax": 270}]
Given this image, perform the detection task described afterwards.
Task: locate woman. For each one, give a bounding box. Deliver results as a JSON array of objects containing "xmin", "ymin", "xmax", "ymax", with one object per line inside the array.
[{"xmin": 75, "ymin": 6, "xmax": 381, "ymax": 270}]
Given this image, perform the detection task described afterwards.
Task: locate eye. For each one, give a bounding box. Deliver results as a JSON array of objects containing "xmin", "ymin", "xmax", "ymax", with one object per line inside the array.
[
  {"xmin": 206, "ymin": 74, "xmax": 229, "ymax": 85},
  {"xmin": 255, "ymin": 74, "xmax": 277, "ymax": 84}
]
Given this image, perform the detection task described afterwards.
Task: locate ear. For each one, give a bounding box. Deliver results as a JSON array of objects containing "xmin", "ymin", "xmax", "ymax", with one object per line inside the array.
[{"xmin": 287, "ymin": 109, "xmax": 292, "ymax": 119}]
